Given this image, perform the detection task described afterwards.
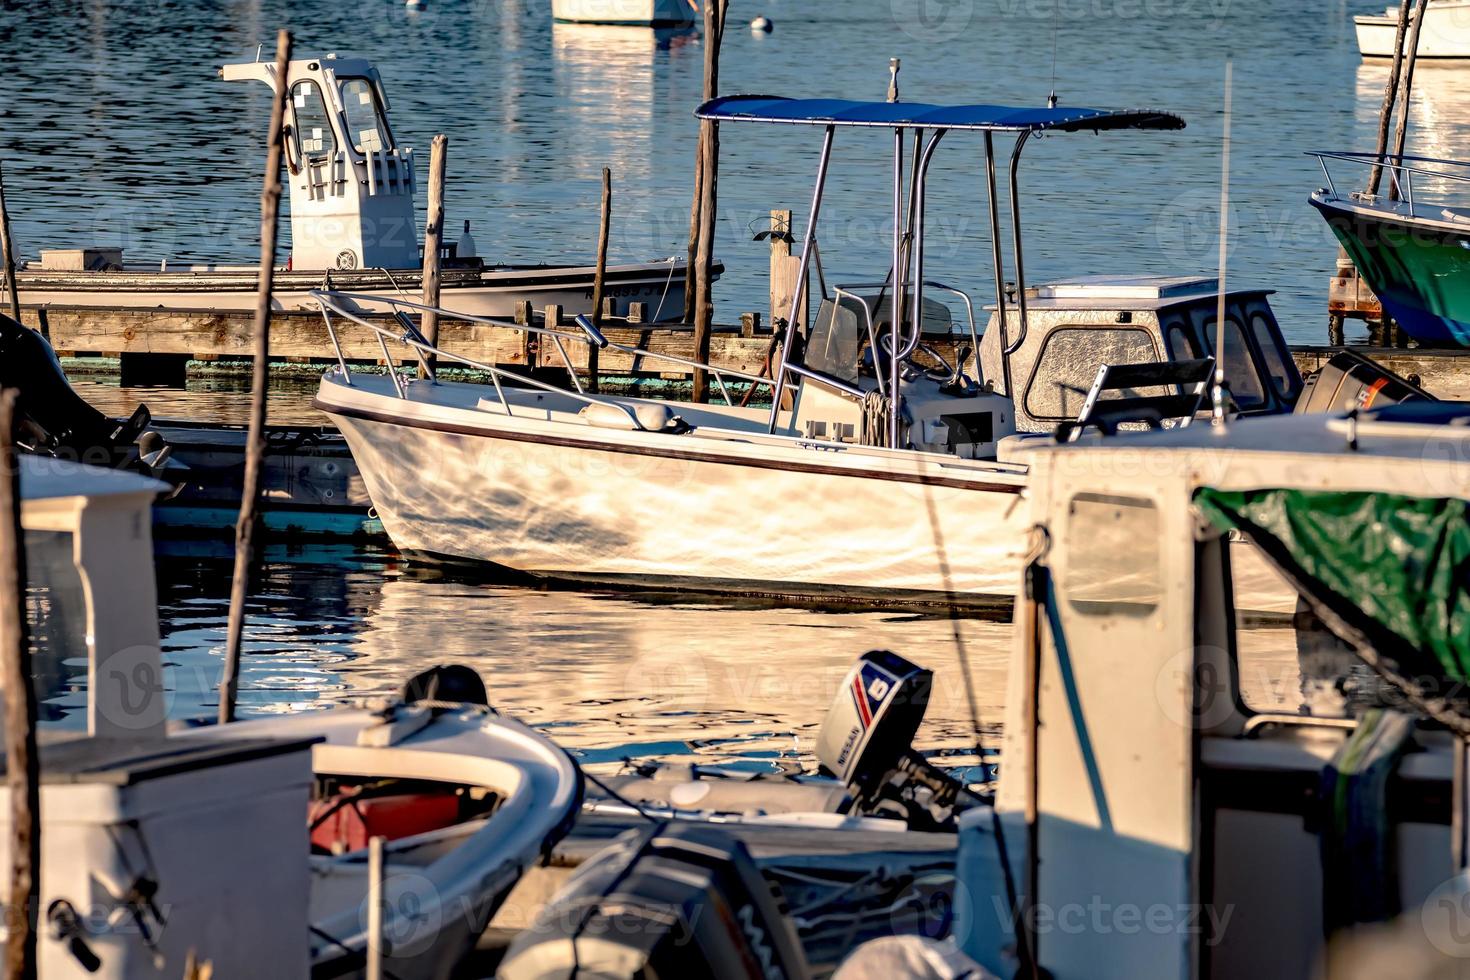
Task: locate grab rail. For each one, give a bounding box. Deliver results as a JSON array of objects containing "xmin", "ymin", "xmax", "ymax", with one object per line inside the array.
[
  {"xmin": 311, "ymin": 289, "xmax": 778, "ymax": 412},
  {"xmin": 1309, "ymin": 150, "xmax": 1470, "ymax": 215}
]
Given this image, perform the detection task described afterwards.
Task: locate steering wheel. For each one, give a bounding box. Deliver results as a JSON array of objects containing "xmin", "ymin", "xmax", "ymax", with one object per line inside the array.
[{"xmin": 876, "ymin": 333, "xmax": 955, "ymax": 383}]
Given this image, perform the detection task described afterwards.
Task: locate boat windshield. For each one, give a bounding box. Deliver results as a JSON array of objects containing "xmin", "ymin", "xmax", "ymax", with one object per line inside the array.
[
  {"xmin": 290, "ymin": 80, "xmax": 337, "ymax": 159},
  {"xmin": 340, "ymin": 77, "xmax": 392, "ymax": 154}
]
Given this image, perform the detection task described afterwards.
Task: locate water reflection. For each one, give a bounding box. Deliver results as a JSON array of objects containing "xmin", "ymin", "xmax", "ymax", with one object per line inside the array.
[{"xmin": 147, "ymin": 542, "xmax": 1012, "ymax": 772}]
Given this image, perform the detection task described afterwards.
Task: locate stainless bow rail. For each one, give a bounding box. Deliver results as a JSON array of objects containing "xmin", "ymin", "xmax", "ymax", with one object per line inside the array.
[
  {"xmin": 311, "ymin": 289, "xmax": 780, "ymax": 423},
  {"xmin": 1309, "ymin": 150, "xmax": 1470, "ymax": 214}
]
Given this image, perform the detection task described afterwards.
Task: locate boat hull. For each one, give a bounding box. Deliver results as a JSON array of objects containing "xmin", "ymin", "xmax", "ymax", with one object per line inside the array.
[
  {"xmin": 17, "ymin": 260, "xmax": 699, "ymax": 322},
  {"xmin": 552, "ymin": 0, "xmax": 696, "ymax": 26},
  {"xmin": 1355, "ymin": 1, "xmax": 1470, "ymax": 58},
  {"xmin": 318, "ymin": 375, "xmax": 1030, "ymax": 610},
  {"xmin": 1311, "ymin": 195, "xmax": 1470, "ymax": 346}
]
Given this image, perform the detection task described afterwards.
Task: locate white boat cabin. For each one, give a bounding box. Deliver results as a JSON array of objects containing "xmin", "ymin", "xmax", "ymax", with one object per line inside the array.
[
  {"xmin": 977, "ymin": 274, "xmax": 1302, "ymax": 430},
  {"xmin": 953, "ymin": 408, "xmax": 1470, "ymax": 978},
  {"xmin": 223, "ymin": 52, "xmax": 421, "ymax": 271}
]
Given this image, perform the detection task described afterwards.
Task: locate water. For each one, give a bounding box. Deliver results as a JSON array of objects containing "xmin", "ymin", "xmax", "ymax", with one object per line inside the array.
[
  {"xmin": 3, "ymin": 0, "xmax": 1469, "ymax": 344},
  {"xmin": 146, "ymin": 540, "xmax": 1016, "ymax": 773},
  {"xmin": 2, "ymin": 0, "xmax": 1409, "ymax": 767}
]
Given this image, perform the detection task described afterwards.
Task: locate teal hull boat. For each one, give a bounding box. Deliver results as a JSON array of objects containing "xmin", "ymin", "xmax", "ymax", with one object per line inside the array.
[{"xmin": 1309, "ymin": 153, "xmax": 1470, "ymax": 346}]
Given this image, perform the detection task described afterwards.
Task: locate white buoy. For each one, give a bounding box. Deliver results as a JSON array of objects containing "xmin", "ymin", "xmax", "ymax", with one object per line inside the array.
[
  {"xmin": 751, "ymin": 15, "xmax": 773, "ymax": 32},
  {"xmin": 406, "ymin": 0, "xmax": 425, "ymax": 7}
]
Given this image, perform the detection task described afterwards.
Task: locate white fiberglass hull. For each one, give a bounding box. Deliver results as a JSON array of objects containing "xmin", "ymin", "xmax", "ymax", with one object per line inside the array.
[
  {"xmin": 16, "ymin": 259, "xmax": 694, "ymax": 321},
  {"xmin": 552, "ymin": 0, "xmax": 696, "ymax": 26},
  {"xmin": 1356, "ymin": 0, "xmax": 1470, "ymax": 57},
  {"xmin": 317, "ymin": 372, "xmax": 1030, "ymax": 608}
]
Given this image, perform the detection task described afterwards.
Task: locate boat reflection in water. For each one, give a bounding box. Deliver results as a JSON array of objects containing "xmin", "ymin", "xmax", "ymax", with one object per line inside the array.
[{"xmin": 147, "ymin": 542, "xmax": 1025, "ymax": 772}]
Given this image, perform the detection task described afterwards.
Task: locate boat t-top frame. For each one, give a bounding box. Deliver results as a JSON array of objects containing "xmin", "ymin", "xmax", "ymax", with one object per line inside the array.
[{"xmin": 697, "ymin": 94, "xmax": 1185, "ymax": 443}]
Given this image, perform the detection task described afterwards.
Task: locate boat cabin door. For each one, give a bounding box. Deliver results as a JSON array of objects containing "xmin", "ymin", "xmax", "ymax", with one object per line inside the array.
[{"xmin": 997, "ymin": 478, "xmax": 1204, "ymax": 979}]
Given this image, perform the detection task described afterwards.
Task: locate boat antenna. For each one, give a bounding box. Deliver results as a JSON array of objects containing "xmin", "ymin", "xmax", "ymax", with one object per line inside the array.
[
  {"xmin": 888, "ymin": 57, "xmax": 901, "ymax": 103},
  {"xmin": 1048, "ymin": 1, "xmax": 1059, "ymax": 107},
  {"xmin": 1211, "ymin": 58, "xmax": 1233, "ymax": 427}
]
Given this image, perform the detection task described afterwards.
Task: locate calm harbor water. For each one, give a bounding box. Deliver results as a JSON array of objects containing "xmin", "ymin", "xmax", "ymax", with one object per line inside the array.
[
  {"xmin": 4, "ymin": 0, "xmax": 1469, "ymax": 341},
  {"xmin": 7, "ymin": 0, "xmax": 1424, "ymax": 766}
]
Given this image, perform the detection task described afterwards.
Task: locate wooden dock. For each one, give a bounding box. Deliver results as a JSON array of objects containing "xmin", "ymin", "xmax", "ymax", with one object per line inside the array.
[{"xmin": 20, "ymin": 304, "xmax": 1470, "ymax": 398}]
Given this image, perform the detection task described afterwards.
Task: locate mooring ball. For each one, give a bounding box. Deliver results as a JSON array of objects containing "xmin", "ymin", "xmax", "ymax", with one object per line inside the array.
[{"xmin": 751, "ymin": 15, "xmax": 773, "ymax": 32}]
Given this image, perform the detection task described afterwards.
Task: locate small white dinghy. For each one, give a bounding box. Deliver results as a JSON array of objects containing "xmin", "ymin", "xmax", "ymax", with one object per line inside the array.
[{"xmin": 0, "ymin": 457, "xmax": 581, "ymax": 979}]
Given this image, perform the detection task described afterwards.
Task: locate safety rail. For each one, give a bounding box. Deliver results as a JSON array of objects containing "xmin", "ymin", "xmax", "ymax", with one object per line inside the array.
[
  {"xmin": 1309, "ymin": 150, "xmax": 1470, "ymax": 215},
  {"xmin": 310, "ymin": 289, "xmax": 779, "ymax": 418}
]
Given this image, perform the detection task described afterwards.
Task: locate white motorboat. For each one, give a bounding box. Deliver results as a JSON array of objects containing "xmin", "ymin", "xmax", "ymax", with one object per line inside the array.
[
  {"xmin": 14, "ymin": 52, "xmax": 703, "ymax": 321},
  {"xmin": 313, "ymin": 92, "xmax": 1353, "ymax": 613},
  {"xmin": 0, "ymin": 456, "xmax": 582, "ymax": 979},
  {"xmin": 948, "ymin": 403, "xmax": 1470, "ymax": 978},
  {"xmin": 1355, "ymin": 0, "xmax": 1470, "ymax": 58},
  {"xmin": 552, "ymin": 0, "xmax": 697, "ymax": 27}
]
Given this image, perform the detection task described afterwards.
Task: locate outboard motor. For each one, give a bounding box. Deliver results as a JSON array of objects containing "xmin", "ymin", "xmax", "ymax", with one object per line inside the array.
[
  {"xmin": 815, "ymin": 650, "xmax": 967, "ymax": 830},
  {"xmin": 1295, "ymin": 349, "xmax": 1435, "ymax": 414},
  {"xmin": 0, "ymin": 314, "xmax": 173, "ymax": 479},
  {"xmin": 497, "ymin": 823, "xmax": 810, "ymax": 980}
]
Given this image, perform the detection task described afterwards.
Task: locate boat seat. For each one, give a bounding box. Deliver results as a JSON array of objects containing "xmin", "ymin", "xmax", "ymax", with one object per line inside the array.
[
  {"xmin": 1442, "ymin": 207, "xmax": 1470, "ymax": 224},
  {"xmin": 578, "ymin": 401, "xmax": 687, "ymax": 433}
]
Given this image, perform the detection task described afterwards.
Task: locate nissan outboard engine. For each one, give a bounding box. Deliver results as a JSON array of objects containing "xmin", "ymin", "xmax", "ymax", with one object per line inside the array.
[
  {"xmin": 497, "ymin": 823, "xmax": 809, "ymax": 980},
  {"xmin": 0, "ymin": 314, "xmax": 172, "ymax": 478},
  {"xmin": 815, "ymin": 650, "xmax": 968, "ymax": 830}
]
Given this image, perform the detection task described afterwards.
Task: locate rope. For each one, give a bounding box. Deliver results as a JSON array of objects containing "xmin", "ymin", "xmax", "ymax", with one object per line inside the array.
[{"xmin": 861, "ymin": 389, "xmax": 891, "ymax": 447}]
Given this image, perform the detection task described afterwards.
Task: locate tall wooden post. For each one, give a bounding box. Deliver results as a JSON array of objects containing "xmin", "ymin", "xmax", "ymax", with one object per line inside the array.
[
  {"xmin": 1366, "ymin": 0, "xmax": 1413, "ymax": 195},
  {"xmin": 691, "ymin": 0, "xmax": 728, "ymax": 402},
  {"xmin": 0, "ymin": 389, "xmax": 36, "ymax": 980},
  {"xmin": 0, "ymin": 166, "xmax": 22, "ymax": 325},
  {"xmin": 420, "ymin": 134, "xmax": 448, "ymax": 379},
  {"xmin": 682, "ymin": 142, "xmax": 704, "ymax": 326},
  {"xmin": 588, "ymin": 168, "xmax": 612, "ymax": 395},
  {"xmin": 1386, "ymin": 0, "xmax": 1431, "ymax": 202},
  {"xmin": 219, "ymin": 29, "xmax": 292, "ymax": 725}
]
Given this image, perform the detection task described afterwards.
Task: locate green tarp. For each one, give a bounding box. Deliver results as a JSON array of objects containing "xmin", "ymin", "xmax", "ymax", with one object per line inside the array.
[{"xmin": 1196, "ymin": 489, "xmax": 1470, "ymax": 686}]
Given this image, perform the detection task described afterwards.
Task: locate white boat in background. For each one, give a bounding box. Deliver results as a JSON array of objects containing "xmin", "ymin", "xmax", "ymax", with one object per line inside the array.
[
  {"xmin": 14, "ymin": 52, "xmax": 701, "ymax": 321},
  {"xmin": 0, "ymin": 456, "xmax": 582, "ymax": 978},
  {"xmin": 1355, "ymin": 0, "xmax": 1470, "ymax": 58},
  {"xmin": 552, "ymin": 0, "xmax": 697, "ymax": 27}
]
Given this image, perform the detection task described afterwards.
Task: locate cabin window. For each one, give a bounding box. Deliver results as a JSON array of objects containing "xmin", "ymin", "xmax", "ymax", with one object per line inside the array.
[
  {"xmin": 341, "ymin": 78, "xmax": 392, "ymax": 154},
  {"xmin": 1023, "ymin": 326, "xmax": 1158, "ymax": 422},
  {"xmin": 24, "ymin": 530, "xmax": 88, "ymax": 729},
  {"xmin": 1163, "ymin": 320, "xmax": 1201, "ymax": 360},
  {"xmin": 1201, "ymin": 316, "xmax": 1266, "ymax": 410},
  {"xmin": 1249, "ymin": 311, "xmax": 1300, "ymax": 400},
  {"xmin": 289, "ymin": 81, "xmax": 336, "ymax": 159},
  {"xmin": 1064, "ymin": 493, "xmax": 1161, "ymax": 617}
]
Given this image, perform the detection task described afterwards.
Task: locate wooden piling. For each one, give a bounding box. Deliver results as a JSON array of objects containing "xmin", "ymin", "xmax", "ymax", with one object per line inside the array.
[
  {"xmin": 0, "ymin": 389, "xmax": 37, "ymax": 980},
  {"xmin": 683, "ymin": 138, "xmax": 704, "ymax": 326},
  {"xmin": 420, "ymin": 135, "xmax": 448, "ymax": 379},
  {"xmin": 0, "ymin": 165, "xmax": 22, "ymax": 326},
  {"xmin": 690, "ymin": 0, "xmax": 728, "ymax": 402},
  {"xmin": 219, "ymin": 29, "xmax": 292, "ymax": 726},
  {"xmin": 1367, "ymin": 0, "xmax": 1413, "ymax": 196},
  {"xmin": 1387, "ymin": 0, "xmax": 1431, "ymax": 202},
  {"xmin": 589, "ymin": 168, "xmax": 612, "ymax": 394}
]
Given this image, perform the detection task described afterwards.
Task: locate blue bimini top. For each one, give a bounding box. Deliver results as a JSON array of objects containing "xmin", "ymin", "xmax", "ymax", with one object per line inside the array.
[{"xmin": 696, "ymin": 95, "xmax": 1186, "ymax": 134}]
